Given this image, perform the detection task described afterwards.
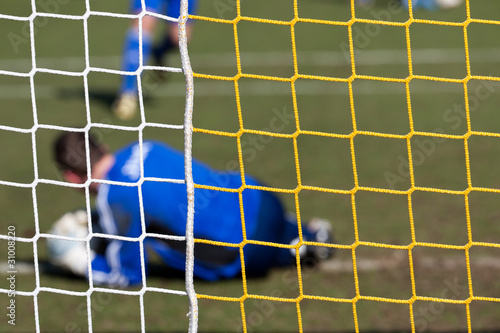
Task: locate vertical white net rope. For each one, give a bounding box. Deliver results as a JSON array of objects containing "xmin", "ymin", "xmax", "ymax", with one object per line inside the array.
[
  {"xmin": 0, "ymin": 0, "xmax": 198, "ymax": 331},
  {"xmin": 178, "ymin": 0, "xmax": 199, "ymax": 332}
]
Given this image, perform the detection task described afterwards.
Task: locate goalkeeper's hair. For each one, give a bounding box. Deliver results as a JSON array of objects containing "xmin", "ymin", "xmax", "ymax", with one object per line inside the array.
[{"xmin": 53, "ymin": 131, "xmax": 106, "ymax": 175}]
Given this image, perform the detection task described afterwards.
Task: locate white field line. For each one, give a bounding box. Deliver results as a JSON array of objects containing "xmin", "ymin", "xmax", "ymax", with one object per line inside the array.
[
  {"xmin": 0, "ymin": 78, "xmax": 465, "ymax": 100},
  {"xmin": 1, "ymin": 47, "xmax": 499, "ymax": 71},
  {"xmin": 0, "ymin": 48, "xmax": 499, "ymax": 99},
  {"xmin": 321, "ymin": 254, "xmax": 500, "ymax": 273}
]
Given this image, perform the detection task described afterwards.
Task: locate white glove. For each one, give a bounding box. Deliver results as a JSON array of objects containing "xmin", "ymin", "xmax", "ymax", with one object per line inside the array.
[{"xmin": 46, "ymin": 210, "xmax": 95, "ymax": 277}]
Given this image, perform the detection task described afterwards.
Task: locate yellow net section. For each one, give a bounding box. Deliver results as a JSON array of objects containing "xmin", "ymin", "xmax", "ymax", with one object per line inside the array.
[{"xmin": 187, "ymin": 1, "xmax": 499, "ymax": 331}]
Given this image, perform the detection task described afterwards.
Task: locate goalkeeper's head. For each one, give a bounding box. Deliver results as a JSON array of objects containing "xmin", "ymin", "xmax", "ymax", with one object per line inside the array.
[{"xmin": 53, "ymin": 131, "xmax": 113, "ymax": 192}]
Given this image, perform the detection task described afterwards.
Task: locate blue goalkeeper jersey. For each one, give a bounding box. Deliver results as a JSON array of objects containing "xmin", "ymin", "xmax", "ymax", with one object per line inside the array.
[{"xmin": 91, "ymin": 140, "xmax": 262, "ymax": 286}]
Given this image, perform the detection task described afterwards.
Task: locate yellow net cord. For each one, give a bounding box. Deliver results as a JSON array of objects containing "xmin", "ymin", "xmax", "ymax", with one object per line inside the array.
[{"xmin": 187, "ymin": 1, "xmax": 500, "ymax": 332}]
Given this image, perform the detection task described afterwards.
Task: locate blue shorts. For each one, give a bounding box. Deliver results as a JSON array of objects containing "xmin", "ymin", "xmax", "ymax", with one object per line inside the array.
[{"xmin": 131, "ymin": 0, "xmax": 198, "ymax": 18}]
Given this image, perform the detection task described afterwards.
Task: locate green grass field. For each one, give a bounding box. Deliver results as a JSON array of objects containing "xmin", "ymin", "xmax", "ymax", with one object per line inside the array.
[{"xmin": 2, "ymin": 0, "xmax": 500, "ymax": 332}]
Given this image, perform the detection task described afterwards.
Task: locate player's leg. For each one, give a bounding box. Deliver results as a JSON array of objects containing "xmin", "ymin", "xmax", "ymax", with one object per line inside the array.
[
  {"xmin": 151, "ymin": 0, "xmax": 197, "ymax": 80},
  {"xmin": 302, "ymin": 217, "xmax": 336, "ymax": 262},
  {"xmin": 151, "ymin": 22, "xmax": 194, "ymax": 82},
  {"xmin": 151, "ymin": 28, "xmax": 175, "ymax": 71},
  {"xmin": 242, "ymin": 191, "xmax": 288, "ymax": 277},
  {"xmin": 244, "ymin": 191, "xmax": 335, "ymax": 276},
  {"xmin": 273, "ymin": 214, "xmax": 335, "ymax": 267},
  {"xmin": 113, "ymin": 0, "xmax": 160, "ymax": 120}
]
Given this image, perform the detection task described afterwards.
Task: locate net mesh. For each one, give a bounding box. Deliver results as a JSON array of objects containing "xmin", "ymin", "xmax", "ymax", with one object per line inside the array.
[
  {"xmin": 0, "ymin": 0, "xmax": 197, "ymax": 332},
  {"xmin": 1, "ymin": 0, "xmax": 499, "ymax": 332},
  {"xmin": 189, "ymin": 0, "xmax": 500, "ymax": 332}
]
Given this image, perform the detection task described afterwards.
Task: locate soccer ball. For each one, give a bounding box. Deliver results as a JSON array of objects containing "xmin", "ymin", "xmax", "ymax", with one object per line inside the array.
[{"xmin": 46, "ymin": 210, "xmax": 93, "ymax": 277}]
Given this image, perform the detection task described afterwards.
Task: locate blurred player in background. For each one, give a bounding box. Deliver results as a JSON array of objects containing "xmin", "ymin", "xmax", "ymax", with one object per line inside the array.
[
  {"xmin": 112, "ymin": 0, "xmax": 198, "ymax": 120},
  {"xmin": 47, "ymin": 131, "xmax": 334, "ymax": 287},
  {"xmin": 400, "ymin": 0, "xmax": 462, "ymax": 10},
  {"xmin": 356, "ymin": 0, "xmax": 462, "ymax": 10}
]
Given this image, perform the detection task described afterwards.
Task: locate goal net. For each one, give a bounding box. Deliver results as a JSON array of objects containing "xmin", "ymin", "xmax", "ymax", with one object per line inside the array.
[{"xmin": 1, "ymin": 0, "xmax": 500, "ymax": 332}]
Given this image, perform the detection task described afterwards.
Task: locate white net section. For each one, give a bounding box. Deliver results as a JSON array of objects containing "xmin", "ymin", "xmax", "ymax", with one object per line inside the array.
[{"xmin": 0, "ymin": 0, "xmax": 198, "ymax": 332}]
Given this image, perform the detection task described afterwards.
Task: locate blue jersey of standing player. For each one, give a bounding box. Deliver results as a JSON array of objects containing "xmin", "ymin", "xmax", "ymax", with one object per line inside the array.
[
  {"xmin": 90, "ymin": 140, "xmax": 265, "ymax": 286},
  {"xmin": 130, "ymin": 0, "xmax": 197, "ymax": 17}
]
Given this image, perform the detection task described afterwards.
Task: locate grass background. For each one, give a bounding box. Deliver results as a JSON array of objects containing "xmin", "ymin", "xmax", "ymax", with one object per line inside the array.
[{"xmin": 1, "ymin": 0, "xmax": 500, "ymax": 331}]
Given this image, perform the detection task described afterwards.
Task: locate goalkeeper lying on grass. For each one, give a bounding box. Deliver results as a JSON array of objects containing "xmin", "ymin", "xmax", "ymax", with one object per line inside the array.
[{"xmin": 48, "ymin": 131, "xmax": 335, "ymax": 287}]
